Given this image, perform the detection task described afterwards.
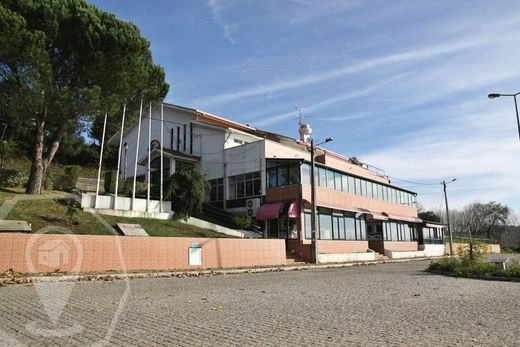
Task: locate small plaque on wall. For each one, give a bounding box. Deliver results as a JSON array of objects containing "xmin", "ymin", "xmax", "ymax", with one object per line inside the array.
[{"xmin": 189, "ymin": 247, "xmax": 202, "ymax": 266}]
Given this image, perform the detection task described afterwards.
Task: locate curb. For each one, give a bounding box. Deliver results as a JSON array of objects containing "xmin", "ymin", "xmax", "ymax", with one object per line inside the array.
[
  {"xmin": 0, "ymin": 256, "xmax": 446, "ymax": 286},
  {"xmin": 427, "ymin": 269, "xmax": 520, "ymax": 283}
]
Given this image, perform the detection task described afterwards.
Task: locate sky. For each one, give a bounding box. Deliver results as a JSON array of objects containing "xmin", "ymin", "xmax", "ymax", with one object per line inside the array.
[{"xmin": 89, "ymin": 0, "xmax": 520, "ymax": 214}]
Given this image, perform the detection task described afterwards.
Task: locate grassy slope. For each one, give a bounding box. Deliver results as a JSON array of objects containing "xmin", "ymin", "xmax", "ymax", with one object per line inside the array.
[
  {"xmin": 4, "ymin": 157, "xmax": 101, "ymax": 179},
  {"xmin": 3, "ymin": 192, "xmax": 234, "ymax": 238}
]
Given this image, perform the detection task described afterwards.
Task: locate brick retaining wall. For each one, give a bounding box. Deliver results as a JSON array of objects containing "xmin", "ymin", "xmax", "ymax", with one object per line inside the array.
[{"xmin": 0, "ymin": 233, "xmax": 287, "ymax": 274}]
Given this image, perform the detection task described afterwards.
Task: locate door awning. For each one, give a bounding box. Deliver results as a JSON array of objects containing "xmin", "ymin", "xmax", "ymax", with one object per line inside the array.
[
  {"xmin": 384, "ymin": 213, "xmax": 422, "ymax": 223},
  {"xmin": 255, "ymin": 202, "xmax": 284, "ymax": 220},
  {"xmin": 367, "ymin": 212, "xmax": 388, "ymax": 221}
]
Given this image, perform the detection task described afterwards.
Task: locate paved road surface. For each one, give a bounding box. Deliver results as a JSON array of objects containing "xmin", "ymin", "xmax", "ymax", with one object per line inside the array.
[{"xmin": 0, "ymin": 260, "xmax": 519, "ymax": 346}]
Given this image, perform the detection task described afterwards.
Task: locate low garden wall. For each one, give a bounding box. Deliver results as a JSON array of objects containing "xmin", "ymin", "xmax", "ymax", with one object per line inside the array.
[{"xmin": 0, "ymin": 233, "xmax": 287, "ymax": 274}]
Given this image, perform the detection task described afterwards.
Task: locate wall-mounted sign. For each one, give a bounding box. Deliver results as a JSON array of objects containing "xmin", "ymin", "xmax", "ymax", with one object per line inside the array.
[{"xmin": 189, "ymin": 247, "xmax": 202, "ymax": 266}]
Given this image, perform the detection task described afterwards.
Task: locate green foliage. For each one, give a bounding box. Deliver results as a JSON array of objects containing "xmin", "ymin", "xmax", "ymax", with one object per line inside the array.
[
  {"xmin": 418, "ymin": 210, "xmax": 442, "ymax": 223},
  {"xmin": 233, "ymin": 215, "xmax": 254, "ymax": 230},
  {"xmin": 430, "ymin": 257, "xmax": 520, "ymax": 279},
  {"xmin": 0, "ymin": 169, "xmax": 29, "ymax": 188},
  {"xmin": 0, "ymin": 0, "xmax": 168, "ymax": 193},
  {"xmin": 166, "ymin": 168, "xmax": 206, "ymax": 221},
  {"xmin": 54, "ymin": 166, "xmax": 79, "ymax": 191},
  {"xmin": 459, "ymin": 240, "xmax": 486, "ymax": 264},
  {"xmin": 65, "ymin": 200, "xmax": 80, "ymax": 226},
  {"xmin": 502, "ymin": 247, "xmax": 520, "ymax": 254}
]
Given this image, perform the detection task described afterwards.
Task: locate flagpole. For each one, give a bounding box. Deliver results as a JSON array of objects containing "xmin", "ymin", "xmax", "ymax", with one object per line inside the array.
[
  {"xmin": 147, "ymin": 102, "xmax": 152, "ymax": 212},
  {"xmin": 114, "ymin": 103, "xmax": 126, "ymax": 209},
  {"xmin": 95, "ymin": 111, "xmax": 108, "ymax": 209},
  {"xmin": 160, "ymin": 103, "xmax": 164, "ymax": 213},
  {"xmin": 132, "ymin": 99, "xmax": 143, "ymax": 210}
]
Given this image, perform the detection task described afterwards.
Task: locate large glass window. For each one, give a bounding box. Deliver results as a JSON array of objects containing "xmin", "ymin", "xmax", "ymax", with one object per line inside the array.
[
  {"xmin": 228, "ymin": 171, "xmax": 261, "ymax": 199},
  {"xmin": 319, "ymin": 213, "xmax": 332, "ymax": 240},
  {"xmin": 297, "ymin": 162, "xmax": 416, "ymax": 206},
  {"xmin": 345, "ymin": 216, "xmax": 356, "ymax": 240},
  {"xmin": 267, "ymin": 162, "xmax": 301, "ymax": 188}
]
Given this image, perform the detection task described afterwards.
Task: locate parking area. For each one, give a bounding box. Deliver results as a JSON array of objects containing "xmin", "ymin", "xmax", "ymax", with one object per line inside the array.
[{"xmin": 0, "ymin": 260, "xmax": 519, "ymax": 346}]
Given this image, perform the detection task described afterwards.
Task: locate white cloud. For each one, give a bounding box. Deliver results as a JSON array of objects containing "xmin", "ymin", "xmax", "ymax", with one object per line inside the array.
[{"xmin": 207, "ymin": 0, "xmax": 237, "ymax": 44}]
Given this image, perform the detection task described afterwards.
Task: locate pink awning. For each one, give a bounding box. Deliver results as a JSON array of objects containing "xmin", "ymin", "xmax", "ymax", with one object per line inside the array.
[
  {"xmin": 255, "ymin": 202, "xmax": 284, "ymax": 220},
  {"xmin": 287, "ymin": 201, "xmax": 299, "ymax": 218},
  {"xmin": 385, "ymin": 213, "xmax": 422, "ymax": 223}
]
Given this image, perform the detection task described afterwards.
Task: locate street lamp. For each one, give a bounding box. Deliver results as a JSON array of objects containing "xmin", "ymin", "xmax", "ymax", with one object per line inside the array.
[
  {"xmin": 442, "ymin": 178, "xmax": 456, "ymax": 255},
  {"xmin": 488, "ymin": 92, "xmax": 520, "ymax": 141},
  {"xmin": 123, "ymin": 142, "xmax": 128, "ymax": 179},
  {"xmin": 309, "ymin": 137, "xmax": 333, "ymax": 264}
]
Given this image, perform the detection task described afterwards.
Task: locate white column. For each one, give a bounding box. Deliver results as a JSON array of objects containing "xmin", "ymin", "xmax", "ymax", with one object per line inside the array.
[
  {"xmin": 160, "ymin": 103, "xmax": 164, "ymax": 213},
  {"xmin": 95, "ymin": 111, "xmax": 108, "ymax": 209},
  {"xmin": 114, "ymin": 103, "xmax": 126, "ymax": 210},
  {"xmin": 132, "ymin": 99, "xmax": 143, "ymax": 210},
  {"xmin": 146, "ymin": 102, "xmax": 152, "ymax": 212}
]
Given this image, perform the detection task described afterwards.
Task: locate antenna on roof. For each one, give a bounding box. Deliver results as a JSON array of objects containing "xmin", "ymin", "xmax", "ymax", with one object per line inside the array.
[{"xmin": 295, "ymin": 106, "xmax": 305, "ymax": 126}]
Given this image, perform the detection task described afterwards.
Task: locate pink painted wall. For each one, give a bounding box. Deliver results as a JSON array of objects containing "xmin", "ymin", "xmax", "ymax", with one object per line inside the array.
[
  {"xmin": 0, "ymin": 233, "xmax": 287, "ymax": 274},
  {"xmin": 383, "ymin": 241, "xmax": 418, "ymax": 251}
]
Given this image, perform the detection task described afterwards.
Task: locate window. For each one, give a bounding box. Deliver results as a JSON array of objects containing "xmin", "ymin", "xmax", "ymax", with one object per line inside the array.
[
  {"xmin": 345, "ymin": 216, "xmax": 356, "ymax": 240},
  {"xmin": 301, "ymin": 163, "xmax": 311, "ymax": 185},
  {"xmin": 277, "ymin": 167, "xmax": 288, "ymax": 187},
  {"xmin": 304, "ymin": 210, "xmax": 312, "ymax": 239},
  {"xmin": 267, "ymin": 162, "xmax": 301, "ymax": 188},
  {"xmin": 319, "ymin": 213, "xmax": 332, "ymax": 240},
  {"xmin": 327, "ymin": 169, "xmax": 335, "ymax": 189},
  {"xmin": 318, "ymin": 167, "xmax": 327, "ymax": 187},
  {"xmin": 267, "ymin": 167, "xmax": 277, "ymax": 188},
  {"xmin": 228, "ymin": 171, "xmax": 261, "ymax": 199},
  {"xmin": 355, "ymin": 178, "xmax": 362, "ymax": 195},
  {"xmin": 366, "ymin": 182, "xmax": 373, "ymax": 199},
  {"xmin": 208, "ymin": 178, "xmax": 224, "ymax": 201},
  {"xmin": 348, "ymin": 176, "xmax": 355, "ymax": 194},
  {"xmin": 342, "ymin": 174, "xmax": 349, "ymax": 193},
  {"xmin": 289, "ymin": 165, "xmax": 300, "ymax": 185},
  {"xmin": 334, "ymin": 172, "xmax": 342, "ymax": 191}
]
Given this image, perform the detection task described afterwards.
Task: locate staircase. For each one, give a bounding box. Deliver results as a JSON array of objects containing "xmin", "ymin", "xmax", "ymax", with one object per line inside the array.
[{"xmin": 286, "ymin": 254, "xmax": 306, "ymax": 265}]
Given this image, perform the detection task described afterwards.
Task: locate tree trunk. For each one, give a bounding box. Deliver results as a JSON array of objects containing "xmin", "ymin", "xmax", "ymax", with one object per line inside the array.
[
  {"xmin": 26, "ymin": 118, "xmax": 46, "ymax": 194},
  {"xmin": 42, "ymin": 124, "xmax": 66, "ymax": 179}
]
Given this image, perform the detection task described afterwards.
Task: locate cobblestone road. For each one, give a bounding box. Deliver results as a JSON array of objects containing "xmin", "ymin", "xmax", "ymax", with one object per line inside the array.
[{"xmin": 1, "ymin": 260, "xmax": 519, "ymax": 346}]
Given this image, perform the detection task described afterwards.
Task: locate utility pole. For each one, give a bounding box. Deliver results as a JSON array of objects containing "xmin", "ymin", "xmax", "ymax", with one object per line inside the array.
[
  {"xmin": 442, "ymin": 179, "xmax": 456, "ymax": 255},
  {"xmin": 308, "ymin": 136, "xmax": 333, "ymax": 264},
  {"xmin": 310, "ymin": 139, "xmax": 318, "ymax": 264}
]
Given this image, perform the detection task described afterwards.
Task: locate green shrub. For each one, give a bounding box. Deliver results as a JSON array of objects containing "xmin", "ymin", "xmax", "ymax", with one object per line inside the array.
[
  {"xmin": 104, "ymin": 171, "xmax": 115, "ymax": 193},
  {"xmin": 54, "ymin": 166, "xmax": 79, "ymax": 191},
  {"xmin": 0, "ymin": 168, "xmax": 29, "ymax": 187},
  {"xmin": 429, "ymin": 257, "xmax": 459, "ymax": 272},
  {"xmin": 233, "ymin": 215, "xmax": 253, "ymax": 230},
  {"xmin": 43, "ymin": 170, "xmax": 55, "ymax": 190}
]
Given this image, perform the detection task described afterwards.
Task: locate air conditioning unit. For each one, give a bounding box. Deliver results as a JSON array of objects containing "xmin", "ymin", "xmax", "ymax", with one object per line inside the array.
[{"xmin": 246, "ymin": 198, "xmax": 261, "ymax": 217}]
